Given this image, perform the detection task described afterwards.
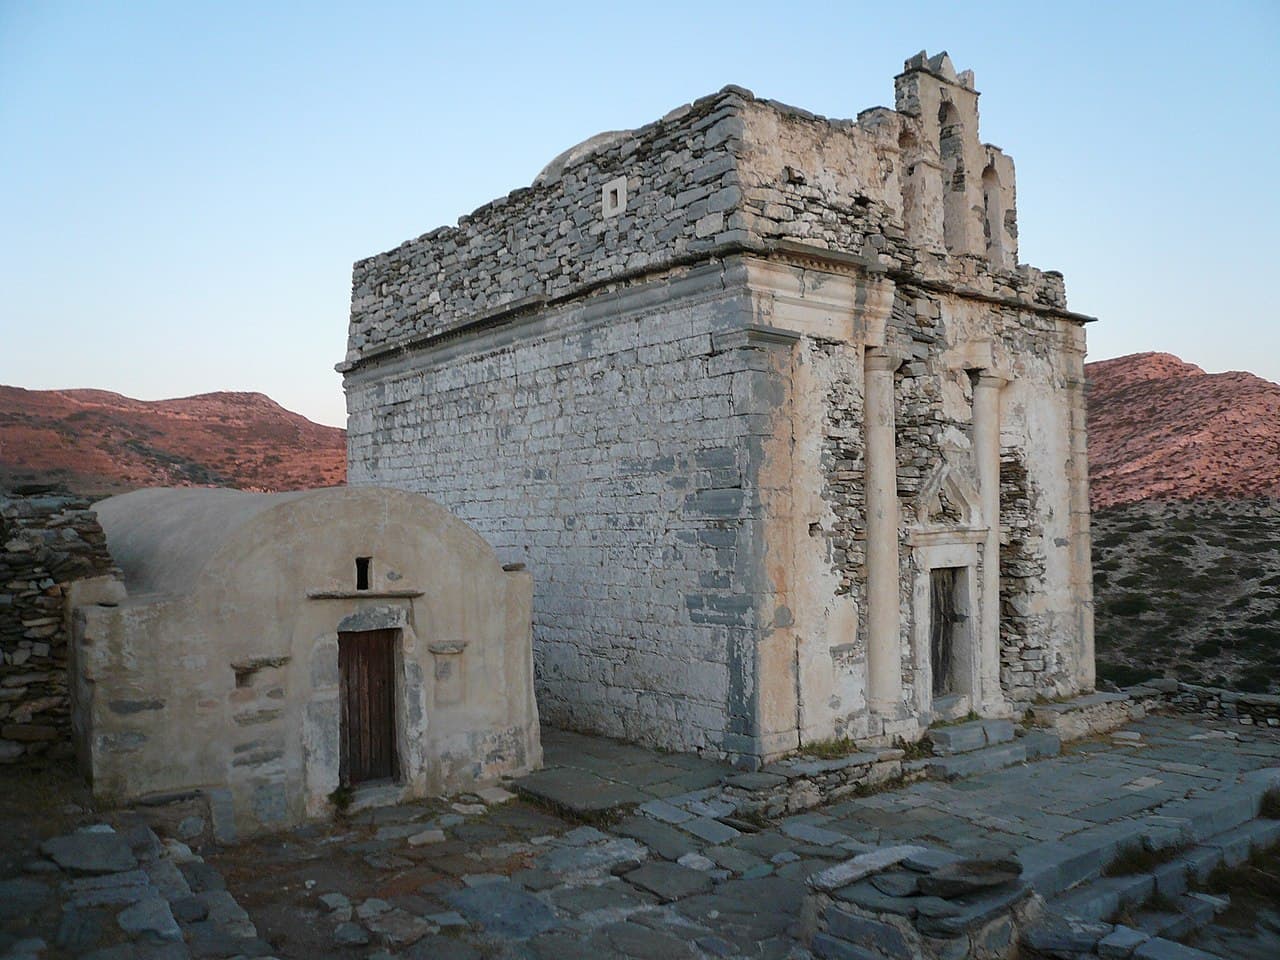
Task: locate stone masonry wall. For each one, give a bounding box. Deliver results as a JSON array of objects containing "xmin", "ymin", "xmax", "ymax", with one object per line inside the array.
[
  {"xmin": 345, "ymin": 91, "xmax": 746, "ymax": 363},
  {"xmin": 813, "ymin": 341, "xmax": 867, "ymax": 602},
  {"xmin": 999, "ymin": 449, "xmax": 1048, "ymax": 708},
  {"xmin": 345, "ymin": 65, "xmax": 1094, "ymax": 753},
  {"xmin": 346, "ymin": 267, "xmax": 768, "ymax": 756},
  {"xmin": 1, "ymin": 488, "xmax": 116, "ymax": 763},
  {"xmin": 345, "ymin": 87, "xmax": 1071, "ymax": 369}
]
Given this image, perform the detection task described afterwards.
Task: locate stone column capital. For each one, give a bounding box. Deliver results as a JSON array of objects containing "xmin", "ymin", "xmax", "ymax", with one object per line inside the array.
[
  {"xmin": 973, "ymin": 369, "xmax": 1012, "ymax": 389},
  {"xmin": 865, "ymin": 349, "xmax": 906, "ymax": 374}
]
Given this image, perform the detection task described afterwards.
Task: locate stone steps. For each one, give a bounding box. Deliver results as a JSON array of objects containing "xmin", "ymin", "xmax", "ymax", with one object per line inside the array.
[
  {"xmin": 928, "ymin": 718, "xmax": 1015, "ymax": 756},
  {"xmin": 1024, "ymin": 776, "xmax": 1280, "ymax": 957},
  {"xmin": 909, "ymin": 728, "xmax": 1062, "ymax": 781},
  {"xmin": 1018, "ymin": 783, "xmax": 1280, "ymax": 906},
  {"xmin": 1017, "ymin": 769, "xmax": 1280, "ymax": 902}
]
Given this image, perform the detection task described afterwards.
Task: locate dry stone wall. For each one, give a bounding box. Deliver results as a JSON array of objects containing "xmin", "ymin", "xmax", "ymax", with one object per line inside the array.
[{"xmin": 1, "ymin": 487, "xmax": 115, "ymax": 762}]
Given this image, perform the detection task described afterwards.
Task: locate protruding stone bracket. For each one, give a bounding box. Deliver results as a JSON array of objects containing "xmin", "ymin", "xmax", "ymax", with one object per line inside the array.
[
  {"xmin": 711, "ymin": 323, "xmax": 802, "ymax": 353},
  {"xmin": 427, "ymin": 640, "xmax": 468, "ymax": 656}
]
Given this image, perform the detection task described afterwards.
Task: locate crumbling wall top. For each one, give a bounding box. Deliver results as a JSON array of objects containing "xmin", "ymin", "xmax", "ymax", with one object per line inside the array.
[{"xmin": 345, "ymin": 57, "xmax": 1066, "ymax": 365}]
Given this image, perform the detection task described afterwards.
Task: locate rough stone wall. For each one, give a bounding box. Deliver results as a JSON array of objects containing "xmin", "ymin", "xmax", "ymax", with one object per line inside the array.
[
  {"xmin": 733, "ymin": 98, "xmax": 1066, "ymax": 311},
  {"xmin": 1, "ymin": 488, "xmax": 115, "ymax": 763},
  {"xmin": 346, "ymin": 268, "xmax": 766, "ymax": 755},
  {"xmin": 999, "ymin": 450, "xmax": 1048, "ymax": 707},
  {"xmin": 345, "ymin": 92, "xmax": 746, "ymax": 362},
  {"xmin": 890, "ymin": 292, "xmax": 954, "ymax": 506},
  {"xmin": 345, "ymin": 85, "xmax": 1071, "ymax": 370},
  {"xmin": 1160, "ymin": 683, "xmax": 1280, "ymax": 727},
  {"xmin": 889, "ymin": 289, "xmax": 977, "ymax": 704},
  {"xmin": 814, "ymin": 341, "xmax": 867, "ymax": 601}
]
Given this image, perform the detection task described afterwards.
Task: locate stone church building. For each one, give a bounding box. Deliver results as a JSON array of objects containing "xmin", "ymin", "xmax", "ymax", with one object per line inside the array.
[{"xmin": 340, "ymin": 52, "xmax": 1095, "ymax": 765}]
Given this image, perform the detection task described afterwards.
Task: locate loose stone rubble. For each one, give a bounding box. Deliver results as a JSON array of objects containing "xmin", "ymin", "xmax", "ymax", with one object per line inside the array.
[{"xmin": 2, "ymin": 819, "xmax": 273, "ymax": 960}]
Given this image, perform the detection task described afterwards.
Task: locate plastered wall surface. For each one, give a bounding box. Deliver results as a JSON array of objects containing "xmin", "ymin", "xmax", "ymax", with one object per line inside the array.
[{"xmin": 70, "ymin": 486, "xmax": 540, "ymax": 838}]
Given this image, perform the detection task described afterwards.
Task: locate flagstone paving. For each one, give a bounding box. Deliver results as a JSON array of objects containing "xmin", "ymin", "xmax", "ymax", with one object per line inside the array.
[{"xmin": 1, "ymin": 715, "xmax": 1278, "ymax": 959}]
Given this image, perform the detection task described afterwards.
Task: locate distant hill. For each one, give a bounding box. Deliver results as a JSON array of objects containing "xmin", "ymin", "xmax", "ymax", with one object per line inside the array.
[
  {"xmin": 0, "ymin": 387, "xmax": 345, "ymax": 496},
  {"xmin": 1086, "ymin": 352, "xmax": 1280, "ymax": 695},
  {"xmin": 1086, "ymin": 351, "xmax": 1280, "ymax": 508}
]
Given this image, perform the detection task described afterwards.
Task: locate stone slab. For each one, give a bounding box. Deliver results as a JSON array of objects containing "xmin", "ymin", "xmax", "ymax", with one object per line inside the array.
[
  {"xmin": 681, "ymin": 817, "xmax": 740, "ymax": 845},
  {"xmin": 780, "ymin": 821, "xmax": 848, "ymax": 846},
  {"xmin": 41, "ymin": 830, "xmax": 138, "ymax": 875},
  {"xmin": 930, "ymin": 722, "xmax": 989, "ymax": 756},
  {"xmin": 809, "ymin": 846, "xmax": 927, "ymax": 892},
  {"xmin": 622, "ymin": 862, "xmax": 713, "ymax": 902},
  {"xmin": 637, "ymin": 799, "xmax": 694, "ymax": 824},
  {"xmin": 533, "ymin": 837, "xmax": 646, "ymax": 878},
  {"xmin": 613, "ymin": 816, "xmax": 700, "ymax": 861},
  {"xmin": 366, "ymin": 907, "xmax": 435, "ymax": 945},
  {"xmin": 1098, "ymin": 924, "xmax": 1150, "ymax": 959},
  {"xmin": 810, "ymin": 932, "xmax": 881, "ymax": 960},
  {"xmin": 445, "ymin": 883, "xmax": 559, "ymax": 939},
  {"xmin": 1020, "ymin": 912, "xmax": 1112, "ymax": 955},
  {"xmin": 824, "ymin": 907, "xmax": 912, "ymax": 956},
  {"xmin": 1132, "ymin": 937, "xmax": 1225, "ymax": 959},
  {"xmin": 514, "ymin": 767, "xmax": 648, "ymax": 815},
  {"xmin": 116, "ymin": 896, "xmax": 181, "ymax": 942},
  {"xmin": 925, "ymin": 741, "xmax": 1027, "ymax": 781}
]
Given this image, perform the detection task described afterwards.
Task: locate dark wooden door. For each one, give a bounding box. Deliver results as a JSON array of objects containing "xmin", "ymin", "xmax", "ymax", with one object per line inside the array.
[
  {"xmin": 339, "ymin": 629, "xmax": 398, "ymax": 784},
  {"xmin": 930, "ymin": 568, "xmax": 959, "ymax": 698}
]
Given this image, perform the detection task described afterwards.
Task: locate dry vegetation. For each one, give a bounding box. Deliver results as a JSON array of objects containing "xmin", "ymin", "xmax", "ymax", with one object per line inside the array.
[{"xmin": 1092, "ymin": 498, "xmax": 1280, "ymax": 694}]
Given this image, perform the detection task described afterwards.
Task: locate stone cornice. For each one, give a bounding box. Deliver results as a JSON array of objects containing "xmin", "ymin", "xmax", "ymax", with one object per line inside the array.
[{"xmin": 338, "ymin": 238, "xmax": 1094, "ymax": 378}]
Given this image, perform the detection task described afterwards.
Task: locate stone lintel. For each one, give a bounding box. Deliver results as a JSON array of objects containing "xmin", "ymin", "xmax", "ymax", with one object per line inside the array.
[
  {"xmin": 906, "ymin": 528, "xmax": 986, "ymax": 548},
  {"xmin": 307, "ymin": 589, "xmax": 424, "ymax": 601}
]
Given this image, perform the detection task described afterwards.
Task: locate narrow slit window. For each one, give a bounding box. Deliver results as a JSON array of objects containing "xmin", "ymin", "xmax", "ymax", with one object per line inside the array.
[{"xmin": 355, "ymin": 556, "xmax": 372, "ymax": 591}]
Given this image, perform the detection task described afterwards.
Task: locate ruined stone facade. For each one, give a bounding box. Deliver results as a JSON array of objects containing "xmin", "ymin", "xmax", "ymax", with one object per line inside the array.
[
  {"xmin": 1, "ymin": 488, "xmax": 116, "ymax": 763},
  {"xmin": 342, "ymin": 53, "xmax": 1095, "ymax": 764}
]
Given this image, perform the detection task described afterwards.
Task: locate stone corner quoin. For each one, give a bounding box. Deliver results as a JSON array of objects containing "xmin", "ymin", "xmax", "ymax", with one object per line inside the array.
[{"xmin": 339, "ymin": 49, "xmax": 1096, "ymax": 767}]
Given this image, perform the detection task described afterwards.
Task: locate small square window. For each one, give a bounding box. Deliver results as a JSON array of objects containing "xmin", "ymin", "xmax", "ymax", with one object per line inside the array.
[{"xmin": 602, "ymin": 176, "xmax": 627, "ymax": 218}]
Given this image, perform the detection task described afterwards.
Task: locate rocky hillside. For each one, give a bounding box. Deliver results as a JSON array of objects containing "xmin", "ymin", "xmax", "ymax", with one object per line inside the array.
[
  {"xmin": 1091, "ymin": 498, "xmax": 1280, "ymax": 694},
  {"xmin": 1087, "ymin": 352, "xmax": 1280, "ymax": 508},
  {"xmin": 0, "ymin": 387, "xmax": 345, "ymax": 496},
  {"xmin": 1086, "ymin": 353, "xmax": 1280, "ymax": 695}
]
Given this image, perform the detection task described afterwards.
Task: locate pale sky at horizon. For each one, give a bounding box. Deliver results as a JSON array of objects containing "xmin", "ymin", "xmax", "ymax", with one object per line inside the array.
[{"xmin": 2, "ymin": 1, "xmax": 1277, "ymax": 428}]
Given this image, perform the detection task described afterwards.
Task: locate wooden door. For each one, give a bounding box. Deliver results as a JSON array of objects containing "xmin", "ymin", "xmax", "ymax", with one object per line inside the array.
[
  {"xmin": 930, "ymin": 568, "xmax": 959, "ymax": 698},
  {"xmin": 338, "ymin": 629, "xmax": 398, "ymax": 784}
]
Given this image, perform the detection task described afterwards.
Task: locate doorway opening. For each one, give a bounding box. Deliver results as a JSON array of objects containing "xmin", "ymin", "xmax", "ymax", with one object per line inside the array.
[
  {"xmin": 930, "ymin": 567, "xmax": 965, "ymax": 698},
  {"xmin": 338, "ymin": 629, "xmax": 399, "ymax": 785}
]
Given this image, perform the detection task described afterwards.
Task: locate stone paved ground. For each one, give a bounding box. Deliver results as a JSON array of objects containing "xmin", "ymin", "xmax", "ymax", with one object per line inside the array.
[{"xmin": 2, "ymin": 715, "xmax": 1278, "ymax": 959}]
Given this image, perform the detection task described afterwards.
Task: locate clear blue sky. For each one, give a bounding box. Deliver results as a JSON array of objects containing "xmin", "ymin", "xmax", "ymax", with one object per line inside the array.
[{"xmin": 2, "ymin": 1, "xmax": 1277, "ymax": 427}]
